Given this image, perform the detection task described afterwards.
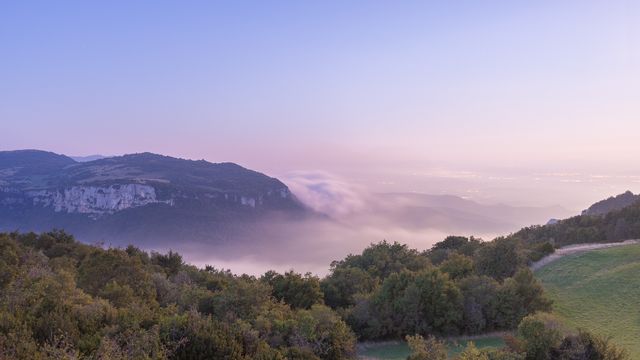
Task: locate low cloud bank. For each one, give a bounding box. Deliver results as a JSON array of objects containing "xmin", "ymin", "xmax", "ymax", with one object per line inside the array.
[
  {"xmin": 283, "ymin": 171, "xmax": 367, "ymax": 217},
  {"xmin": 170, "ymin": 172, "xmax": 572, "ymax": 276}
]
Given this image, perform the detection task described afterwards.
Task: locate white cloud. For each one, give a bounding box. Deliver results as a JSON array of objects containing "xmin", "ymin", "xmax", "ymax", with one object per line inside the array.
[{"xmin": 283, "ymin": 171, "xmax": 367, "ymax": 217}]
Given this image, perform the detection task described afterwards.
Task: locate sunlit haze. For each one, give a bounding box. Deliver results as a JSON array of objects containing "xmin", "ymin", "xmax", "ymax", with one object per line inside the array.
[
  {"xmin": 3, "ymin": 1, "xmax": 640, "ymax": 212},
  {"xmin": 3, "ymin": 1, "xmax": 640, "ymax": 274},
  {"xmin": 4, "ymin": 3, "xmax": 640, "ymax": 358}
]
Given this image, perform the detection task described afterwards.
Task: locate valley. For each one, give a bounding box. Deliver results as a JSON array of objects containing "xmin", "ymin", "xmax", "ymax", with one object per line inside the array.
[{"xmin": 4, "ymin": 2, "xmax": 639, "ymax": 358}]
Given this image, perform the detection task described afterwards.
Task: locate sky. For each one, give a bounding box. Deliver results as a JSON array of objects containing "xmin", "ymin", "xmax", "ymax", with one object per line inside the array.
[{"xmin": 2, "ymin": 1, "xmax": 640, "ymax": 210}]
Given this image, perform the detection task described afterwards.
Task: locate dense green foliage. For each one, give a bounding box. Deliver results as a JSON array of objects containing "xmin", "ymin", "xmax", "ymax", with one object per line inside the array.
[
  {"xmin": 398, "ymin": 314, "xmax": 627, "ymax": 360},
  {"xmin": 536, "ymin": 244, "xmax": 640, "ymax": 357},
  {"xmin": 0, "ymin": 228, "xmax": 633, "ymax": 359},
  {"xmin": 510, "ymin": 313, "xmax": 628, "ymax": 360},
  {"xmin": 324, "ymin": 240, "xmax": 552, "ymax": 340},
  {"xmin": 405, "ymin": 334, "xmax": 447, "ymax": 360},
  {"xmin": 0, "ymin": 231, "xmax": 355, "ymax": 359},
  {"xmin": 261, "ymin": 270, "xmax": 324, "ymax": 309},
  {"xmin": 510, "ymin": 200, "xmax": 640, "ymax": 248},
  {"xmin": 516, "ymin": 313, "xmax": 562, "ymax": 360}
]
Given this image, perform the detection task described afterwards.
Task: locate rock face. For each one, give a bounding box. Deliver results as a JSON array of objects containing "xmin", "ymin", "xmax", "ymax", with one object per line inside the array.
[
  {"xmin": 26, "ymin": 184, "xmax": 172, "ymax": 218},
  {"xmin": 546, "ymin": 218, "xmax": 560, "ymax": 225},
  {"xmin": 0, "ymin": 150, "xmax": 306, "ymax": 245},
  {"xmin": 582, "ymin": 191, "xmax": 640, "ymax": 216}
]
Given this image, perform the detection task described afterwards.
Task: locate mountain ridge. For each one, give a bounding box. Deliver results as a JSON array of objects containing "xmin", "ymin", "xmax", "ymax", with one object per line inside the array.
[
  {"xmin": 582, "ymin": 191, "xmax": 639, "ymax": 216},
  {"xmin": 509, "ymin": 191, "xmax": 640, "ymax": 248},
  {"xmin": 0, "ymin": 149, "xmax": 307, "ymax": 245}
]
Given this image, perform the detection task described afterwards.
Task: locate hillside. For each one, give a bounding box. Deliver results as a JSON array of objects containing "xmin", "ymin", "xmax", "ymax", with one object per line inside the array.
[
  {"xmin": 509, "ymin": 194, "xmax": 640, "ymax": 248},
  {"xmin": 0, "ymin": 150, "xmax": 306, "ymax": 245},
  {"xmin": 582, "ymin": 191, "xmax": 639, "ymax": 216},
  {"xmin": 535, "ymin": 244, "xmax": 640, "ymax": 357}
]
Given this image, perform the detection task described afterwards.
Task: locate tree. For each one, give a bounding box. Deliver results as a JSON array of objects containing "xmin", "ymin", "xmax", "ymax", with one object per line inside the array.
[
  {"xmin": 428, "ymin": 236, "xmax": 482, "ymax": 265},
  {"xmin": 0, "ymin": 235, "xmax": 20, "ymax": 289},
  {"xmin": 77, "ymin": 248, "xmax": 156, "ymax": 304},
  {"xmin": 480, "ymin": 349, "xmax": 525, "ymax": 360},
  {"xmin": 321, "ymin": 267, "xmax": 377, "ymax": 309},
  {"xmin": 440, "ymin": 253, "xmax": 475, "ymax": 280},
  {"xmin": 406, "ymin": 334, "xmax": 447, "ymax": 360},
  {"xmin": 370, "ymin": 270, "xmax": 417, "ymax": 337},
  {"xmin": 293, "ymin": 305, "xmax": 356, "ymax": 360},
  {"xmin": 330, "ymin": 241, "xmax": 430, "ymax": 280},
  {"xmin": 160, "ymin": 310, "xmax": 246, "ymax": 360},
  {"xmin": 458, "ymin": 276, "xmax": 501, "ymax": 333},
  {"xmin": 578, "ymin": 330, "xmax": 628, "ymax": 360},
  {"xmin": 151, "ymin": 250, "xmax": 183, "ymax": 276},
  {"xmin": 198, "ymin": 276, "xmax": 272, "ymax": 321},
  {"xmin": 284, "ymin": 347, "xmax": 322, "ymax": 360},
  {"xmin": 509, "ymin": 269, "xmax": 552, "ymax": 315},
  {"xmin": 527, "ymin": 242, "xmax": 555, "ymax": 263},
  {"xmin": 432, "ymin": 236, "xmax": 472, "ymax": 251},
  {"xmin": 553, "ymin": 330, "xmax": 629, "ymax": 360},
  {"xmin": 458, "ymin": 342, "xmax": 489, "ymax": 360},
  {"xmin": 261, "ymin": 271, "xmax": 323, "ymax": 309},
  {"xmin": 517, "ymin": 313, "xmax": 561, "ymax": 360},
  {"xmin": 400, "ymin": 269, "xmax": 463, "ymax": 335},
  {"xmin": 476, "ymin": 238, "xmax": 523, "ymax": 280}
]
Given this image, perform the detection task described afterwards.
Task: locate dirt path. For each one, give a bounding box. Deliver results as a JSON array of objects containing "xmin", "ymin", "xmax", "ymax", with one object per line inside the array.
[{"xmin": 530, "ymin": 239, "xmax": 640, "ymax": 271}]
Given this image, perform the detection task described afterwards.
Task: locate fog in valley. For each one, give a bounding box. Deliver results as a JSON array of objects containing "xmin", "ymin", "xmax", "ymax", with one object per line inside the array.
[{"xmin": 159, "ymin": 171, "xmax": 577, "ymax": 275}]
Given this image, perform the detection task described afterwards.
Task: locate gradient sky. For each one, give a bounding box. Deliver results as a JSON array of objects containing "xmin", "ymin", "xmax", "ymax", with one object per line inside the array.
[{"xmin": 2, "ymin": 1, "xmax": 639, "ymax": 210}]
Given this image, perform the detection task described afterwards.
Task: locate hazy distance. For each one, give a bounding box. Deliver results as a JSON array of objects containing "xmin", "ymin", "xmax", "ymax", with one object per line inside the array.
[{"xmin": 2, "ymin": 1, "xmax": 639, "ymax": 274}]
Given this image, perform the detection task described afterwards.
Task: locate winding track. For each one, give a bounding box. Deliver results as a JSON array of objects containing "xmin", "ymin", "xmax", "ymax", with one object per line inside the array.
[{"xmin": 530, "ymin": 239, "xmax": 640, "ymax": 271}]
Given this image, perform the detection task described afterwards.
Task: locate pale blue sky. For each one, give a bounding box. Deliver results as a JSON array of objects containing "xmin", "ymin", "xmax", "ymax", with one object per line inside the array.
[{"xmin": 1, "ymin": 1, "xmax": 639, "ymax": 208}]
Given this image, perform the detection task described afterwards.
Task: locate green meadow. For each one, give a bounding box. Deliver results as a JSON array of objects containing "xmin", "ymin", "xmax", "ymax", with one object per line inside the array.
[
  {"xmin": 536, "ymin": 244, "xmax": 640, "ymax": 358},
  {"xmin": 357, "ymin": 336, "xmax": 505, "ymax": 359}
]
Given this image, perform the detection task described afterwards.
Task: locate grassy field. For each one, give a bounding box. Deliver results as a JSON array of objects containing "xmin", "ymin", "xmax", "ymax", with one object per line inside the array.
[
  {"xmin": 357, "ymin": 336, "xmax": 505, "ymax": 359},
  {"xmin": 535, "ymin": 244, "xmax": 640, "ymax": 357}
]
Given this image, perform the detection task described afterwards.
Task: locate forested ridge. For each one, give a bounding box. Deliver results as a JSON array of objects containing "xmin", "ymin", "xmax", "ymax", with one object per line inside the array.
[
  {"xmin": 508, "ymin": 197, "xmax": 640, "ymax": 248},
  {"xmin": 0, "ymin": 226, "xmax": 631, "ymax": 359}
]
